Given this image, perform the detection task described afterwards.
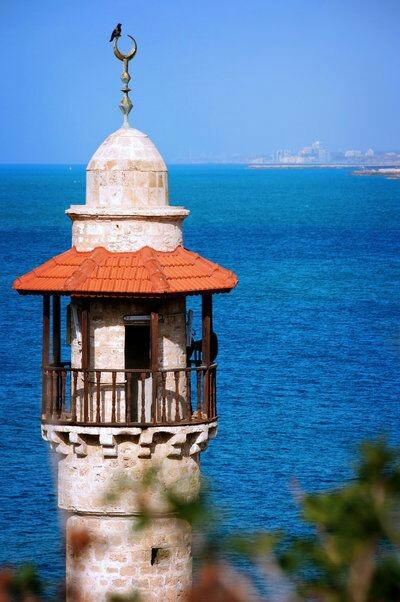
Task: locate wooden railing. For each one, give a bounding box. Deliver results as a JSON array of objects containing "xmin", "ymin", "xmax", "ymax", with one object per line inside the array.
[{"xmin": 42, "ymin": 365, "xmax": 217, "ymax": 426}]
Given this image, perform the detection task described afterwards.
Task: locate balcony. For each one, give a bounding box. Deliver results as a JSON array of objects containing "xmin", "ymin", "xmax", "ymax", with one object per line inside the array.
[{"xmin": 42, "ymin": 364, "xmax": 217, "ymax": 427}]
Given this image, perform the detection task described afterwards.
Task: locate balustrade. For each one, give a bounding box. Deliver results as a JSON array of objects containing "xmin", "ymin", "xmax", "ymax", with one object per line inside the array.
[{"xmin": 42, "ymin": 365, "xmax": 217, "ymax": 426}]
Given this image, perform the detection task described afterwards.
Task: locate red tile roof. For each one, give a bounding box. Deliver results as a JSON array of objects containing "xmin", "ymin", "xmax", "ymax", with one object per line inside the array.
[{"xmin": 13, "ymin": 246, "xmax": 238, "ymax": 297}]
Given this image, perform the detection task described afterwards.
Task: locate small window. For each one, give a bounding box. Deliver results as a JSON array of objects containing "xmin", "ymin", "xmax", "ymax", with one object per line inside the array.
[{"xmin": 151, "ymin": 547, "xmax": 170, "ymax": 566}]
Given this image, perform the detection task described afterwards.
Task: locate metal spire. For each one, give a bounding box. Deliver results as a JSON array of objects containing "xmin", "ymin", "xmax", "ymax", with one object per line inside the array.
[{"xmin": 113, "ymin": 34, "xmax": 137, "ymax": 128}]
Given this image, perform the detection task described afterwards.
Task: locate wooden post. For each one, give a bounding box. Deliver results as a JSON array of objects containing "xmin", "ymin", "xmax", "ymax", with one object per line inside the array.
[
  {"xmin": 42, "ymin": 295, "xmax": 50, "ymax": 418},
  {"xmin": 161, "ymin": 372, "xmax": 167, "ymax": 422},
  {"xmin": 202, "ymin": 294, "xmax": 212, "ymax": 417},
  {"xmin": 140, "ymin": 373, "xmax": 146, "ymax": 423},
  {"xmin": 52, "ymin": 295, "xmax": 61, "ymax": 415},
  {"xmin": 126, "ymin": 372, "xmax": 132, "ymax": 423},
  {"xmin": 81, "ymin": 302, "xmax": 90, "ymax": 370},
  {"xmin": 174, "ymin": 370, "xmax": 180, "ymax": 421},
  {"xmin": 96, "ymin": 371, "xmax": 101, "ymax": 423},
  {"xmin": 81, "ymin": 302, "xmax": 90, "ymax": 422},
  {"xmin": 111, "ymin": 371, "xmax": 117, "ymax": 423},
  {"xmin": 71, "ymin": 370, "xmax": 78, "ymax": 422},
  {"xmin": 202, "ymin": 294, "xmax": 212, "ymax": 367},
  {"xmin": 150, "ymin": 311, "xmax": 159, "ymax": 423},
  {"xmin": 42, "ymin": 296, "xmax": 50, "ymax": 367},
  {"xmin": 52, "ymin": 295, "xmax": 61, "ymax": 366}
]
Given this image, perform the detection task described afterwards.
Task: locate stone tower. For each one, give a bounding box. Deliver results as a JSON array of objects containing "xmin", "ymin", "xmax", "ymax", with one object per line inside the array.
[{"xmin": 13, "ymin": 34, "xmax": 237, "ymax": 602}]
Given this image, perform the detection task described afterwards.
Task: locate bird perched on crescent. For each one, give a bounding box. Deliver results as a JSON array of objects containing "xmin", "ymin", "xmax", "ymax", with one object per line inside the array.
[{"xmin": 109, "ymin": 23, "xmax": 122, "ymax": 42}]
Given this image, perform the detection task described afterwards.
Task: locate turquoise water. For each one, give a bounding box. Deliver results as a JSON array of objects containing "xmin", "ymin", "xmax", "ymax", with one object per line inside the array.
[{"xmin": 1, "ymin": 165, "xmax": 400, "ymax": 585}]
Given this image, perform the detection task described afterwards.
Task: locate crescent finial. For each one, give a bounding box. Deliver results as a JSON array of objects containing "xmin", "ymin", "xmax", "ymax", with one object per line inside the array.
[
  {"xmin": 112, "ymin": 34, "xmax": 138, "ymax": 128},
  {"xmin": 113, "ymin": 34, "xmax": 137, "ymax": 62}
]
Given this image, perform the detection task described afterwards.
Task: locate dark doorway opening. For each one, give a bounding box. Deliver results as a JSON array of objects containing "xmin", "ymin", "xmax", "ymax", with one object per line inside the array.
[
  {"xmin": 125, "ymin": 325, "xmax": 150, "ymax": 370},
  {"xmin": 125, "ymin": 324, "xmax": 150, "ymax": 422}
]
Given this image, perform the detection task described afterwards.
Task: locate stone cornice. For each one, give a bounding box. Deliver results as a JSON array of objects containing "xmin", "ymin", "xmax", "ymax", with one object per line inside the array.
[
  {"xmin": 42, "ymin": 421, "xmax": 218, "ymax": 459},
  {"xmin": 67, "ymin": 206, "xmax": 189, "ymax": 221}
]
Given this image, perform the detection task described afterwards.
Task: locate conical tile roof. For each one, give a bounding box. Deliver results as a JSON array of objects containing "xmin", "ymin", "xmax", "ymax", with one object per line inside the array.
[{"xmin": 13, "ymin": 246, "xmax": 238, "ymax": 297}]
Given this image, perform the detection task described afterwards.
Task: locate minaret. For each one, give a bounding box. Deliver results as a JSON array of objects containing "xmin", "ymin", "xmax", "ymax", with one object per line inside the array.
[{"xmin": 13, "ymin": 34, "xmax": 237, "ymax": 602}]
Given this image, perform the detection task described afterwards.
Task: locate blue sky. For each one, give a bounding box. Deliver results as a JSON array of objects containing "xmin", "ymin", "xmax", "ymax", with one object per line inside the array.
[{"xmin": 1, "ymin": 0, "xmax": 399, "ymax": 163}]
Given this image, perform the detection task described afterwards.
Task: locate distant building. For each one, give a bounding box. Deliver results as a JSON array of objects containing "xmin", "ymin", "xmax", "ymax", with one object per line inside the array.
[
  {"xmin": 274, "ymin": 149, "xmax": 293, "ymax": 162},
  {"xmin": 273, "ymin": 141, "xmax": 330, "ymax": 164},
  {"xmin": 345, "ymin": 150, "xmax": 363, "ymax": 158},
  {"xmin": 300, "ymin": 146, "xmax": 313, "ymax": 157},
  {"xmin": 249, "ymin": 157, "xmax": 268, "ymax": 165},
  {"xmin": 317, "ymin": 148, "xmax": 330, "ymax": 163}
]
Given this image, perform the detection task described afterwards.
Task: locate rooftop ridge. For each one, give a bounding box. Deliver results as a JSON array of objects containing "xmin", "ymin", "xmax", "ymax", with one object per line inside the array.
[
  {"xmin": 139, "ymin": 247, "xmax": 170, "ymax": 292},
  {"xmin": 64, "ymin": 247, "xmax": 107, "ymax": 291}
]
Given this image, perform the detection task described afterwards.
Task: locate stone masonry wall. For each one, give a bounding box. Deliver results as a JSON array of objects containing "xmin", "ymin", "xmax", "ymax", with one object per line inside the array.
[
  {"xmin": 57, "ymin": 433, "xmax": 201, "ymax": 602},
  {"xmin": 58, "ymin": 437, "xmax": 201, "ymax": 514},
  {"xmin": 71, "ymin": 216, "xmax": 184, "ymax": 252},
  {"xmin": 66, "ymin": 514, "xmax": 192, "ymax": 602}
]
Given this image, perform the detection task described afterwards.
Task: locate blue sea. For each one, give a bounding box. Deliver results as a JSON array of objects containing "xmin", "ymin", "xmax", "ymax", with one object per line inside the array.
[{"xmin": 1, "ymin": 165, "xmax": 400, "ymax": 589}]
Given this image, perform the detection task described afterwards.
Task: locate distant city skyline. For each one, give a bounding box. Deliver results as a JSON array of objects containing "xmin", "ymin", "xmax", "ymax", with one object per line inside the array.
[
  {"xmin": 1, "ymin": 0, "xmax": 399, "ymax": 164},
  {"xmin": 246, "ymin": 141, "xmax": 400, "ymax": 167},
  {"xmin": 167, "ymin": 141, "xmax": 400, "ymax": 165}
]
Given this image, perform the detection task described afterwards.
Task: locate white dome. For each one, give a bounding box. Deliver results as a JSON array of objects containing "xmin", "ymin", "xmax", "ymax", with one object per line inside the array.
[
  {"xmin": 87, "ymin": 127, "xmax": 167, "ymax": 172},
  {"xmin": 86, "ymin": 127, "xmax": 169, "ymax": 208}
]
